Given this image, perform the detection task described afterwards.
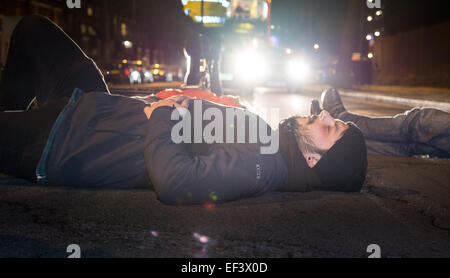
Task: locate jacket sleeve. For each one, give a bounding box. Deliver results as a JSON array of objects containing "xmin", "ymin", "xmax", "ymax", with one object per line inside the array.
[{"xmin": 144, "ymin": 106, "xmax": 274, "ymax": 205}]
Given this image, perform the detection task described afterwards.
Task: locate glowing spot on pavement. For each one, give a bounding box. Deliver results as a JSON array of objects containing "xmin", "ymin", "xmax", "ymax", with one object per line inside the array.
[
  {"xmin": 204, "ymin": 201, "xmax": 215, "ymax": 210},
  {"xmin": 193, "ymin": 232, "xmax": 210, "ymax": 244}
]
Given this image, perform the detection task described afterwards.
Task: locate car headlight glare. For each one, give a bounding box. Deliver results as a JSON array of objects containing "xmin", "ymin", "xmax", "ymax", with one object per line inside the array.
[
  {"xmin": 130, "ymin": 70, "xmax": 141, "ymax": 81},
  {"xmin": 234, "ymin": 51, "xmax": 266, "ymax": 80},
  {"xmin": 288, "ymin": 60, "xmax": 310, "ymax": 81}
]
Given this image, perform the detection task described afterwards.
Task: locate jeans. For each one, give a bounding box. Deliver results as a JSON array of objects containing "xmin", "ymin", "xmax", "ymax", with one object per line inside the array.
[
  {"xmin": 338, "ymin": 107, "xmax": 450, "ymax": 158},
  {"xmin": 0, "ymin": 15, "xmax": 109, "ymax": 180}
]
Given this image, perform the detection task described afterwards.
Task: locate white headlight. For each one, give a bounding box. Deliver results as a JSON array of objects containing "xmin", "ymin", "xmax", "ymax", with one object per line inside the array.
[
  {"xmin": 287, "ymin": 60, "xmax": 310, "ymax": 81},
  {"xmin": 143, "ymin": 71, "xmax": 153, "ymax": 82},
  {"xmin": 234, "ymin": 51, "xmax": 266, "ymax": 80},
  {"xmin": 131, "ymin": 71, "xmax": 140, "ymax": 80},
  {"xmin": 130, "ymin": 70, "xmax": 142, "ymax": 83}
]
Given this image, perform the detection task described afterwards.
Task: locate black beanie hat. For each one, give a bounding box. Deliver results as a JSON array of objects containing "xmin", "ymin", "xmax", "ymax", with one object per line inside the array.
[
  {"xmin": 311, "ymin": 123, "xmax": 368, "ymax": 192},
  {"xmin": 278, "ymin": 121, "xmax": 367, "ymax": 193}
]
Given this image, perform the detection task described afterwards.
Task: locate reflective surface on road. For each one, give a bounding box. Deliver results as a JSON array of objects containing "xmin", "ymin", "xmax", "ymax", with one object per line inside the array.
[{"xmin": 239, "ymin": 87, "xmax": 410, "ymax": 127}]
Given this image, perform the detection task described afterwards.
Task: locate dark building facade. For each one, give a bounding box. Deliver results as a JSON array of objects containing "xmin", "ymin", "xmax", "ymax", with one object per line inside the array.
[{"xmin": 0, "ymin": 0, "xmax": 185, "ymax": 72}]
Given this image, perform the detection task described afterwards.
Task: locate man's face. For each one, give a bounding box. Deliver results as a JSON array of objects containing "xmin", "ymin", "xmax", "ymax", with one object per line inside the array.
[{"xmin": 296, "ymin": 110, "xmax": 349, "ymax": 151}]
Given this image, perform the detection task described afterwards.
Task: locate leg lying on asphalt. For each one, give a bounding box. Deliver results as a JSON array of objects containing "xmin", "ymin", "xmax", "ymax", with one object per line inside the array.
[
  {"xmin": 321, "ymin": 88, "xmax": 450, "ymax": 158},
  {"xmin": 0, "ymin": 15, "xmax": 109, "ymax": 110},
  {"xmin": 364, "ymin": 139, "xmax": 448, "ymax": 158},
  {"xmin": 0, "ymin": 98, "xmax": 68, "ymax": 180}
]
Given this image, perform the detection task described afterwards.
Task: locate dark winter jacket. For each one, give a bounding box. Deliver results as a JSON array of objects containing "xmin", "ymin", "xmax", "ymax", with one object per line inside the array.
[{"xmin": 37, "ymin": 89, "xmax": 288, "ymax": 205}]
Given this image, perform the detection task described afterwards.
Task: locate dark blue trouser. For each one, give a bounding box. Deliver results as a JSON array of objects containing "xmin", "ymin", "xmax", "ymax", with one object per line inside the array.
[
  {"xmin": 338, "ymin": 107, "xmax": 450, "ymax": 158},
  {"xmin": 0, "ymin": 15, "xmax": 108, "ymax": 180}
]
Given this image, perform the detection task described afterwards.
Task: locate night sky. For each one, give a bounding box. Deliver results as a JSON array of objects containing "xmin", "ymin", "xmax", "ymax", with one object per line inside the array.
[
  {"xmin": 271, "ymin": 0, "xmax": 348, "ymax": 53},
  {"xmin": 382, "ymin": 0, "xmax": 450, "ymax": 34},
  {"xmin": 270, "ymin": 0, "xmax": 450, "ymax": 53}
]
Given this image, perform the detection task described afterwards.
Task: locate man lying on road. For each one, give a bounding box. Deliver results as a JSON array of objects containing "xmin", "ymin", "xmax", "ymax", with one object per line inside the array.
[
  {"xmin": 2, "ymin": 16, "xmax": 447, "ymax": 206},
  {"xmin": 0, "ymin": 16, "xmax": 368, "ymax": 205}
]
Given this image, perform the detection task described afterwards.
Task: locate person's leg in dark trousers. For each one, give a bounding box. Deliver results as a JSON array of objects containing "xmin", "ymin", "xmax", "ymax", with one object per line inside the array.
[
  {"xmin": 0, "ymin": 15, "xmax": 109, "ymax": 110},
  {"xmin": 183, "ymin": 34, "xmax": 202, "ymax": 87},
  {"xmin": 322, "ymin": 88, "xmax": 450, "ymax": 158},
  {"xmin": 364, "ymin": 139, "xmax": 448, "ymax": 158},
  {"xmin": 0, "ymin": 99, "xmax": 68, "ymax": 180},
  {"xmin": 339, "ymin": 108, "xmax": 450, "ymax": 158},
  {"xmin": 0, "ymin": 15, "xmax": 109, "ymax": 180}
]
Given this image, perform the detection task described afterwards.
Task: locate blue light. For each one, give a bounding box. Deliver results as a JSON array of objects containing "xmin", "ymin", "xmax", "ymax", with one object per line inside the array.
[{"xmin": 270, "ymin": 35, "xmax": 279, "ymax": 47}]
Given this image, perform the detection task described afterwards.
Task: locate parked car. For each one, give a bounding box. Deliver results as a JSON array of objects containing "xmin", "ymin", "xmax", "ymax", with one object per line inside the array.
[
  {"xmin": 100, "ymin": 62, "xmax": 127, "ymax": 84},
  {"xmin": 100, "ymin": 60, "xmax": 154, "ymax": 84}
]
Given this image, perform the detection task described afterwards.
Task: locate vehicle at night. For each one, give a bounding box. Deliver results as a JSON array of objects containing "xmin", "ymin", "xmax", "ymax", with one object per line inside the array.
[
  {"xmin": 100, "ymin": 62, "xmax": 126, "ymax": 84},
  {"xmin": 149, "ymin": 63, "xmax": 184, "ymax": 82},
  {"xmin": 149, "ymin": 64, "xmax": 166, "ymax": 82},
  {"xmin": 180, "ymin": 0, "xmax": 330, "ymax": 93},
  {"xmin": 217, "ymin": 0, "xmax": 313, "ymax": 92},
  {"xmin": 100, "ymin": 60, "xmax": 154, "ymax": 84},
  {"xmin": 221, "ymin": 43, "xmax": 313, "ymax": 92}
]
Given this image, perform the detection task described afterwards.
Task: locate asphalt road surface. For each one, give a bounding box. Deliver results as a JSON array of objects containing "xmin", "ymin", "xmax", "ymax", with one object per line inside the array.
[
  {"xmin": 242, "ymin": 86, "xmax": 409, "ymax": 123},
  {"xmin": 0, "ymin": 84, "xmax": 449, "ymax": 258}
]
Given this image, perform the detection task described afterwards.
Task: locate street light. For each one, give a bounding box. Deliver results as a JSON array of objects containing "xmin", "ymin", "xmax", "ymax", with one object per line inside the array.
[
  {"xmin": 314, "ymin": 43, "xmax": 320, "ymax": 50},
  {"xmin": 367, "ymin": 16, "xmax": 373, "ymax": 22},
  {"xmin": 368, "ymin": 52, "xmax": 374, "ymax": 59},
  {"xmin": 123, "ymin": 40, "xmax": 133, "ymax": 48},
  {"xmin": 376, "ymin": 10, "xmax": 382, "ymax": 16},
  {"xmin": 366, "ymin": 34, "xmax": 373, "ymax": 41},
  {"xmin": 374, "ymin": 31, "xmax": 381, "ymax": 37}
]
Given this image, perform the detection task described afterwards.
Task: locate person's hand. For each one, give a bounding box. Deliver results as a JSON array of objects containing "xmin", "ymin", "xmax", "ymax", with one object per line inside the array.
[
  {"xmin": 167, "ymin": 95, "xmax": 191, "ymax": 107},
  {"xmin": 144, "ymin": 95, "xmax": 191, "ymax": 120}
]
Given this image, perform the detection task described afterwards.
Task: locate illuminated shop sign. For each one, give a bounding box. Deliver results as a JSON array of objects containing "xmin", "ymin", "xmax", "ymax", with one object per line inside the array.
[
  {"xmin": 182, "ymin": 0, "xmax": 268, "ymax": 27},
  {"xmin": 182, "ymin": 0, "xmax": 229, "ymax": 27}
]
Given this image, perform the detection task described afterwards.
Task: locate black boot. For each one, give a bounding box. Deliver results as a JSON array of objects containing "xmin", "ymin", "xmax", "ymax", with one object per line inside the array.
[
  {"xmin": 321, "ymin": 88, "xmax": 346, "ymax": 118},
  {"xmin": 310, "ymin": 99, "xmax": 322, "ymax": 115}
]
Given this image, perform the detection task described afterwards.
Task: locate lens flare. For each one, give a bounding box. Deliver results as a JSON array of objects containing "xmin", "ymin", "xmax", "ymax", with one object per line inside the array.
[
  {"xmin": 234, "ymin": 51, "xmax": 267, "ymax": 81},
  {"xmin": 193, "ymin": 232, "xmax": 210, "ymax": 244},
  {"xmin": 204, "ymin": 201, "xmax": 216, "ymax": 210},
  {"xmin": 287, "ymin": 59, "xmax": 310, "ymax": 81}
]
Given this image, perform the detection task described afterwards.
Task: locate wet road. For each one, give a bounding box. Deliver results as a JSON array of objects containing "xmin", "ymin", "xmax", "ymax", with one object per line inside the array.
[{"xmin": 238, "ymin": 87, "xmax": 411, "ymax": 127}]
